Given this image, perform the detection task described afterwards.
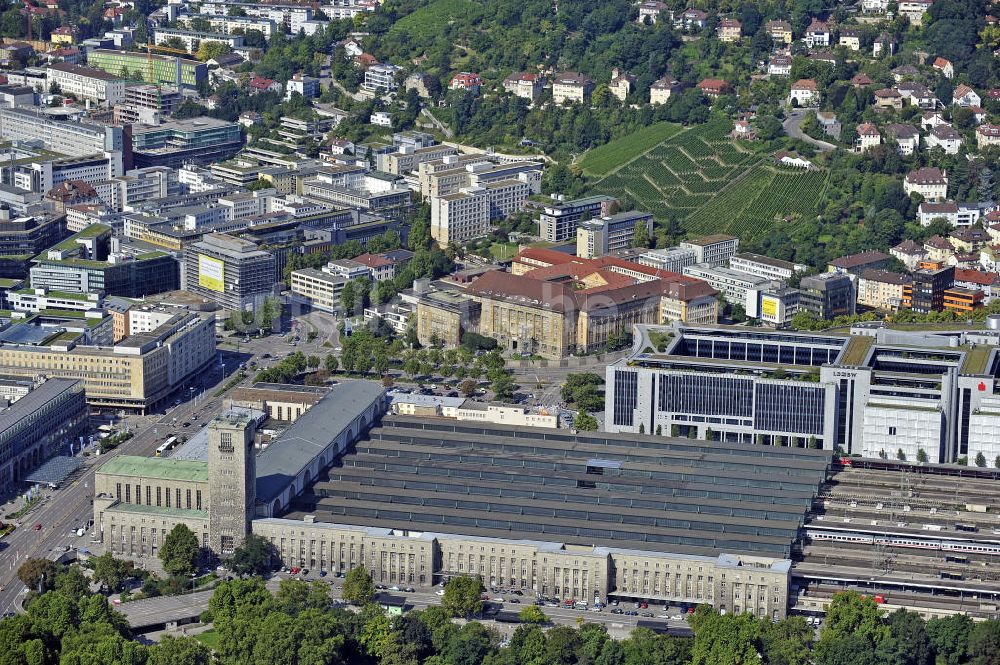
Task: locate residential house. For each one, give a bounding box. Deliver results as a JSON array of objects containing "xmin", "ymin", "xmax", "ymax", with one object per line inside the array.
[
  {"xmin": 950, "ymin": 227, "xmax": 991, "ymax": 253},
  {"xmin": 718, "ymin": 18, "xmax": 742, "ymax": 42},
  {"xmin": 885, "ymin": 123, "xmax": 920, "ymax": 155},
  {"xmin": 650, "ymin": 77, "xmax": 681, "ymax": 104},
  {"xmin": 863, "ymin": 0, "xmax": 890, "ymax": 12},
  {"xmin": 873, "ymin": 33, "xmax": 896, "ymax": 56},
  {"xmin": 637, "ymin": 1, "xmax": 668, "ymax": 23},
  {"xmin": 857, "ymin": 270, "xmax": 911, "ymax": 311},
  {"xmin": 731, "ymin": 120, "xmax": 756, "ymax": 140},
  {"xmin": 921, "ymin": 112, "xmax": 949, "ymax": 131},
  {"xmin": 855, "ymin": 123, "xmax": 881, "ymax": 153},
  {"xmin": 933, "ymin": 57, "xmax": 954, "ymax": 79},
  {"xmin": 904, "ymin": 167, "xmax": 948, "ymax": 201},
  {"xmin": 551, "ymin": 72, "xmax": 595, "ymax": 104},
  {"xmin": 808, "ymin": 51, "xmax": 838, "ymax": 66},
  {"xmin": 503, "ymin": 72, "xmax": 546, "ymax": 101},
  {"xmin": 952, "ymin": 84, "xmax": 981, "ymax": 107},
  {"xmin": 816, "ymin": 112, "xmax": 841, "ymax": 139},
  {"xmin": 697, "ymin": 78, "xmax": 733, "ymax": 98},
  {"xmin": 924, "ymin": 235, "xmax": 955, "ymax": 262},
  {"xmin": 766, "ymin": 20, "xmax": 794, "ymax": 44},
  {"xmin": 677, "ymin": 8, "xmax": 708, "ymax": 31},
  {"xmin": 370, "ymin": 111, "xmax": 392, "ymax": 127},
  {"xmin": 891, "ymin": 239, "xmax": 928, "ymax": 270},
  {"xmin": 804, "ymin": 19, "xmax": 831, "ymax": 48},
  {"xmin": 450, "ymin": 72, "xmax": 482, "ymax": 93},
  {"xmin": 789, "ymin": 79, "xmax": 819, "ymax": 106},
  {"xmin": 839, "ymin": 29, "xmax": 861, "ymax": 50},
  {"xmin": 874, "ymin": 88, "xmax": 903, "ymax": 110},
  {"xmin": 249, "ymin": 76, "xmax": 280, "ymax": 94},
  {"xmin": 892, "ymin": 65, "xmax": 919, "ymax": 82},
  {"xmin": 926, "ymin": 125, "xmax": 962, "ymax": 155},
  {"xmin": 850, "ymin": 73, "xmax": 873, "ymax": 87},
  {"xmin": 609, "ymin": 69, "xmax": 636, "ymax": 102},
  {"xmin": 977, "ymin": 124, "xmax": 1000, "ymax": 150},
  {"xmin": 767, "ymin": 54, "xmax": 792, "ymax": 76},
  {"xmin": 897, "ymin": 82, "xmax": 937, "ymax": 109},
  {"xmin": 918, "ymin": 201, "xmax": 959, "ymax": 226},
  {"xmin": 954, "ymin": 268, "xmax": 1000, "ymax": 303},
  {"xmin": 898, "ymin": 0, "xmax": 933, "ymax": 25}
]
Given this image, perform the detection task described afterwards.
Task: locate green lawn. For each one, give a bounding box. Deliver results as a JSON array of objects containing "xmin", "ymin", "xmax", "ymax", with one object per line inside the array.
[
  {"xmin": 387, "ymin": 0, "xmax": 481, "ymax": 42},
  {"xmin": 578, "ymin": 122, "xmax": 683, "ymax": 176},
  {"xmin": 489, "ymin": 242, "xmax": 518, "ymax": 261},
  {"xmin": 195, "ymin": 629, "xmax": 220, "ymax": 651}
]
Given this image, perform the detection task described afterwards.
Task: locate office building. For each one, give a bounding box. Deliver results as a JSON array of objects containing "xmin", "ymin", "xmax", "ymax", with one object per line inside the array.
[
  {"xmin": 378, "ymin": 144, "xmax": 457, "ymax": 176},
  {"xmin": 467, "ymin": 253, "xmax": 717, "ymax": 358},
  {"xmin": 29, "ymin": 224, "xmax": 179, "ymax": 298},
  {"xmin": 430, "ymin": 178, "xmax": 532, "ymax": 247},
  {"xmin": 605, "ymin": 323, "xmax": 1000, "ymax": 465},
  {"xmin": 0, "ymin": 378, "xmax": 87, "ymax": 493},
  {"xmin": 131, "ymin": 118, "xmax": 243, "ymax": 169},
  {"xmin": 729, "ymin": 253, "xmax": 806, "ymax": 282},
  {"xmin": 905, "ymin": 263, "xmax": 955, "ymax": 313},
  {"xmin": 184, "ymin": 233, "xmax": 276, "ymax": 311},
  {"xmin": 538, "ymin": 194, "xmax": 617, "ymax": 243},
  {"xmin": 153, "ymin": 28, "xmax": 243, "ymax": 52},
  {"xmin": 0, "ymin": 308, "xmax": 215, "ymax": 412},
  {"xmin": 576, "ymin": 211, "xmax": 653, "ymax": 259},
  {"xmin": 46, "ymin": 63, "xmax": 125, "ymax": 105},
  {"xmin": 798, "ymin": 272, "xmax": 855, "ymax": 319},
  {"xmin": 0, "ymin": 208, "xmax": 67, "ymax": 278},
  {"xmin": 637, "ymin": 247, "xmax": 699, "ymax": 273},
  {"xmin": 411, "ymin": 284, "xmax": 481, "ymax": 348},
  {"xmin": 0, "ymin": 107, "xmax": 124, "ymax": 158},
  {"xmin": 86, "ymin": 49, "xmax": 207, "ymax": 88},
  {"xmin": 683, "ymin": 264, "xmax": 780, "ymax": 319},
  {"xmin": 827, "ymin": 251, "xmax": 891, "ymax": 277},
  {"xmin": 679, "ymin": 235, "xmax": 739, "ymax": 267},
  {"xmin": 289, "ymin": 267, "xmax": 348, "ymax": 313}
]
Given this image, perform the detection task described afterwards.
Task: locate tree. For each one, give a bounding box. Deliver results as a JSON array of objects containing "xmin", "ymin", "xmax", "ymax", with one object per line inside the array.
[
  {"xmin": 876, "ymin": 608, "xmax": 932, "ymax": 665},
  {"xmin": 195, "ymin": 41, "xmax": 231, "ymax": 62},
  {"xmin": 341, "ymin": 565, "xmax": 375, "ymax": 605},
  {"xmin": 762, "ymin": 616, "xmax": 813, "ymax": 665},
  {"xmin": 633, "ymin": 220, "xmax": 650, "ymax": 249},
  {"xmin": 491, "ymin": 371, "xmax": 516, "ymax": 402},
  {"xmin": 17, "ymin": 558, "xmax": 57, "ymax": 593},
  {"xmin": 518, "ymin": 605, "xmax": 548, "ymax": 624},
  {"xmin": 150, "ymin": 635, "xmax": 212, "ymax": 665},
  {"xmin": 574, "ymin": 412, "xmax": 598, "ymax": 431},
  {"xmin": 307, "ymin": 354, "xmax": 321, "ymax": 369},
  {"xmin": 926, "ymin": 614, "xmax": 974, "ymax": 665},
  {"xmin": 442, "ymin": 575, "xmax": 484, "ymax": 617},
  {"xmin": 896, "ymin": 448, "xmax": 906, "ymax": 461},
  {"xmin": 325, "ymin": 354, "xmax": 339, "ymax": 373},
  {"xmin": 92, "ymin": 552, "xmax": 132, "ymax": 593},
  {"xmin": 976, "ymin": 451, "xmax": 987, "ymax": 467},
  {"xmin": 916, "ymin": 448, "xmax": 928, "ymax": 463},
  {"xmin": 231, "ymin": 534, "xmax": 275, "ymax": 576},
  {"xmin": 459, "ymin": 378, "xmax": 477, "ymax": 397},
  {"xmin": 690, "ymin": 606, "xmax": 762, "ymax": 665},
  {"xmin": 755, "ymin": 114, "xmax": 784, "ymax": 140},
  {"xmin": 160, "ymin": 523, "xmax": 199, "ymax": 577}
]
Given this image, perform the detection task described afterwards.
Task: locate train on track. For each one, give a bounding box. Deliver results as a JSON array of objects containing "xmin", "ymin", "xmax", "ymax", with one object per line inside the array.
[{"xmin": 806, "ymin": 525, "xmax": 1000, "ymax": 556}]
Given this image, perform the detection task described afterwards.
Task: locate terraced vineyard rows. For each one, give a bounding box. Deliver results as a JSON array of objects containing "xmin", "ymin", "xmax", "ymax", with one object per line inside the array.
[{"xmin": 590, "ymin": 120, "xmax": 827, "ymax": 242}]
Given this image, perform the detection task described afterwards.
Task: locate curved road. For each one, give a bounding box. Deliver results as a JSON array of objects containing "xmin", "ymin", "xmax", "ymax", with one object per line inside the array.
[{"xmin": 783, "ymin": 109, "xmax": 837, "ymax": 152}]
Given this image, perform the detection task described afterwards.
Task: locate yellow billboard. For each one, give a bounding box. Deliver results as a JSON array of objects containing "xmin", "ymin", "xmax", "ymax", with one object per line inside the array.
[
  {"xmin": 761, "ymin": 297, "xmax": 778, "ymax": 318},
  {"xmin": 198, "ymin": 254, "xmax": 225, "ymax": 293}
]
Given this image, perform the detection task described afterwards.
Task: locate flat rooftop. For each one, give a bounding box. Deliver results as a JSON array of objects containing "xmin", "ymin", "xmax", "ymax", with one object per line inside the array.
[
  {"xmin": 287, "ymin": 416, "xmax": 833, "ymax": 559},
  {"xmin": 97, "ymin": 454, "xmax": 208, "ymax": 483}
]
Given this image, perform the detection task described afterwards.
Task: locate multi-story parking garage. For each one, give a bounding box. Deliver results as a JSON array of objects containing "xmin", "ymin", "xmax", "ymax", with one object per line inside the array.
[{"xmin": 252, "ymin": 416, "xmax": 834, "ymax": 618}]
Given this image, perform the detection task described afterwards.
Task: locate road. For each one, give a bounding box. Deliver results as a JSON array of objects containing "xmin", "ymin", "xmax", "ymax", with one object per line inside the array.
[
  {"xmin": 783, "ymin": 109, "xmax": 837, "ymax": 152},
  {"xmin": 0, "ymin": 357, "xmax": 239, "ymax": 614},
  {"xmin": 123, "ymin": 570, "xmax": 691, "ymax": 639}
]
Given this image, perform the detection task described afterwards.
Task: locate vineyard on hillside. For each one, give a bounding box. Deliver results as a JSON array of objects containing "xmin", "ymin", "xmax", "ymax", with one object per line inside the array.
[{"xmin": 589, "ymin": 121, "xmax": 828, "ymax": 242}]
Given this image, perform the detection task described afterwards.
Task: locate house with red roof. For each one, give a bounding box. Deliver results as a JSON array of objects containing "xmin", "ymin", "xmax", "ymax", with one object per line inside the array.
[
  {"xmin": 249, "ymin": 76, "xmax": 280, "ymax": 94},
  {"xmin": 789, "ymin": 78, "xmax": 818, "ymax": 106},
  {"xmin": 449, "ymin": 72, "xmax": 482, "ymax": 93},
  {"xmin": 932, "ymin": 57, "xmax": 954, "ymax": 79},
  {"xmin": 697, "ymin": 78, "xmax": 732, "ymax": 98}
]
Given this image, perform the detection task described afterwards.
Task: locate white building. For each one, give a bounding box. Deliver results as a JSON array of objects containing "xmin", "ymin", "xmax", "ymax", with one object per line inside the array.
[
  {"xmin": 363, "ymin": 63, "xmax": 403, "ymax": 92},
  {"xmin": 46, "ymin": 63, "xmax": 125, "ymax": 105},
  {"xmin": 285, "ymin": 73, "xmax": 319, "ymax": 100},
  {"xmin": 679, "ymin": 235, "xmax": 739, "ymax": 267},
  {"xmin": 430, "ymin": 187, "xmax": 489, "ymax": 247},
  {"xmin": 904, "ymin": 167, "xmax": 948, "ymax": 202},
  {"xmin": 925, "ymin": 125, "xmax": 963, "ymax": 154},
  {"xmin": 729, "ymin": 252, "xmax": 806, "ymax": 282},
  {"xmin": 637, "ymin": 247, "xmax": 698, "ymax": 273}
]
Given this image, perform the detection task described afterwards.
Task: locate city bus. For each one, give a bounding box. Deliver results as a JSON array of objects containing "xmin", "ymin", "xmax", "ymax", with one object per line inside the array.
[{"xmin": 155, "ymin": 436, "xmax": 178, "ymax": 457}]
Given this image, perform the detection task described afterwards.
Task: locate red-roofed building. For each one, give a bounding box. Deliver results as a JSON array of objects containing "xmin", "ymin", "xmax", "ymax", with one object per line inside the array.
[
  {"xmin": 351, "ymin": 253, "xmax": 396, "ymax": 281},
  {"xmin": 249, "ymin": 76, "xmax": 280, "ymax": 94},
  {"xmin": 354, "ymin": 53, "xmax": 378, "ymax": 69},
  {"xmin": 697, "ymin": 78, "xmax": 732, "ymax": 98},
  {"xmin": 789, "ymin": 78, "xmax": 819, "ymax": 106},
  {"xmin": 933, "ymin": 56, "xmax": 954, "ymax": 78},
  {"xmin": 449, "ymin": 72, "xmax": 482, "ymax": 93},
  {"xmin": 466, "ymin": 253, "xmax": 718, "ymax": 357}
]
